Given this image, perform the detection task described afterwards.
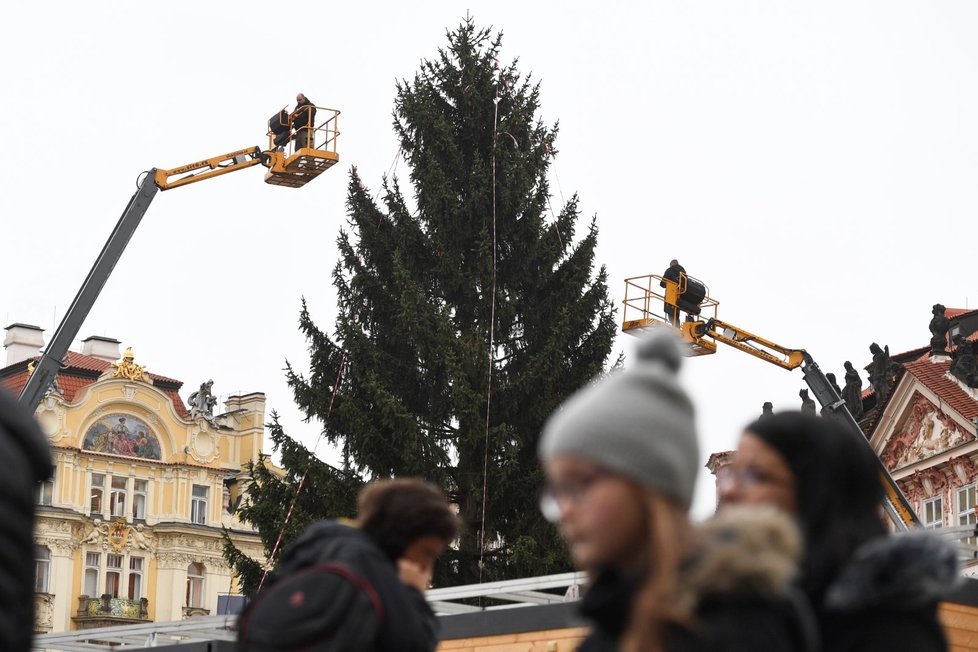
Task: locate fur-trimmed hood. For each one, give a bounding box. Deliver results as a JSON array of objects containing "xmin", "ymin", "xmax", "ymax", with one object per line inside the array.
[
  {"xmin": 682, "ymin": 505, "xmax": 803, "ymax": 605},
  {"xmin": 823, "ymin": 531, "xmax": 960, "ymax": 613}
]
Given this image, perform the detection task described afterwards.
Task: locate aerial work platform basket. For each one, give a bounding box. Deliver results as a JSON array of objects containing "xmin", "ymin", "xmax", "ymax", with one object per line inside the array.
[
  {"xmin": 263, "ymin": 105, "xmax": 341, "ymax": 188},
  {"xmin": 622, "ymin": 273, "xmax": 719, "ymax": 356}
]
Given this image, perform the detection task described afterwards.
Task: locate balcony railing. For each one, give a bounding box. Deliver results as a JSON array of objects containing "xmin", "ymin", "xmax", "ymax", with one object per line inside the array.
[{"xmin": 73, "ymin": 594, "xmax": 150, "ymax": 629}]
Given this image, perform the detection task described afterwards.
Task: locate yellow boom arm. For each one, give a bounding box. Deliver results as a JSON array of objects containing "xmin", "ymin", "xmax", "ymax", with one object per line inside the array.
[
  {"xmin": 683, "ymin": 318, "xmax": 806, "ymax": 370},
  {"xmin": 154, "ymin": 146, "xmax": 263, "ymax": 191}
]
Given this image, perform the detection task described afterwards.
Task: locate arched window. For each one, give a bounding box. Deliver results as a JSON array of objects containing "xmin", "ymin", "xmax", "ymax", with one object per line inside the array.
[
  {"xmin": 186, "ymin": 562, "xmax": 205, "ymax": 608},
  {"xmin": 34, "ymin": 546, "xmax": 51, "ymax": 593}
]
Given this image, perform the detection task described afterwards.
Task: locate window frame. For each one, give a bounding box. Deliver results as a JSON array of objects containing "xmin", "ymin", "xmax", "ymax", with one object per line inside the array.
[
  {"xmin": 128, "ymin": 556, "xmax": 143, "ymax": 600},
  {"xmin": 109, "ymin": 476, "xmax": 128, "ymax": 518},
  {"xmin": 35, "ymin": 470, "xmax": 55, "ymax": 506},
  {"xmin": 923, "ymin": 495, "xmax": 944, "ymax": 529},
  {"xmin": 105, "ymin": 553, "xmax": 124, "ymax": 598},
  {"xmin": 90, "ymin": 473, "xmax": 105, "ymax": 516},
  {"xmin": 84, "ymin": 551, "xmax": 101, "ymax": 597},
  {"xmin": 959, "ymin": 483, "xmax": 977, "ymax": 545},
  {"xmin": 132, "ymin": 479, "xmax": 147, "ymax": 520},
  {"xmin": 186, "ymin": 562, "xmax": 205, "ymax": 608},
  {"xmin": 190, "ymin": 484, "xmax": 209, "ymax": 525},
  {"xmin": 34, "ymin": 545, "xmax": 51, "ymax": 593}
]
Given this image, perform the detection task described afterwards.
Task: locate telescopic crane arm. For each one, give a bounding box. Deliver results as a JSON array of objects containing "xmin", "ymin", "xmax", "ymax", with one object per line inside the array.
[
  {"xmin": 19, "ymin": 106, "xmax": 340, "ymax": 413},
  {"xmin": 154, "ymin": 146, "xmax": 264, "ymax": 190},
  {"xmin": 622, "ymin": 272, "xmax": 920, "ymax": 529}
]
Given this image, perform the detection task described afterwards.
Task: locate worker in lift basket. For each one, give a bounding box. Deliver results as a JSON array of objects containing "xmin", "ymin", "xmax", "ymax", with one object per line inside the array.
[
  {"xmin": 292, "ymin": 93, "xmax": 317, "ymax": 150},
  {"xmin": 659, "ymin": 259, "xmax": 686, "ymax": 326}
]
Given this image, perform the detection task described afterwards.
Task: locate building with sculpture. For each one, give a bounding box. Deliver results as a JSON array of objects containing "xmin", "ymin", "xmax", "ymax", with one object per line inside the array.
[
  {"xmin": 0, "ymin": 323, "xmax": 266, "ymax": 634},
  {"xmin": 707, "ymin": 306, "xmax": 978, "ymax": 570}
]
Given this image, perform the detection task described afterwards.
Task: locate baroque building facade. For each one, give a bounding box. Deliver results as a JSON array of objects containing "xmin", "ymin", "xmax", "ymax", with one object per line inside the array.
[
  {"xmin": 1, "ymin": 324, "xmax": 265, "ymax": 634},
  {"xmin": 706, "ymin": 307, "xmax": 978, "ymax": 570}
]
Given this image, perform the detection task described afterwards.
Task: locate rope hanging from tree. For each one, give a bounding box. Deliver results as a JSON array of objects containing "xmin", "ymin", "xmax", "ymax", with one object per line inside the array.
[{"xmin": 256, "ymin": 349, "xmax": 347, "ymax": 593}]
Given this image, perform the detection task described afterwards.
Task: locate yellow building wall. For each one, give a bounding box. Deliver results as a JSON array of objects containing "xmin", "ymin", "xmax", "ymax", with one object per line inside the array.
[{"xmin": 32, "ymin": 371, "xmax": 267, "ymax": 634}]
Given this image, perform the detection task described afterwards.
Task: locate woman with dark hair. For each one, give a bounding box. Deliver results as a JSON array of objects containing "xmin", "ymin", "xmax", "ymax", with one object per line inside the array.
[{"xmin": 720, "ymin": 411, "xmax": 957, "ymax": 652}]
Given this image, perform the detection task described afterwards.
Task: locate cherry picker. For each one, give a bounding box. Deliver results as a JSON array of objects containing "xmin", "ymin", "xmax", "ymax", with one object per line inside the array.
[
  {"xmin": 622, "ymin": 271, "xmax": 920, "ymax": 529},
  {"xmin": 18, "ymin": 104, "xmax": 341, "ymax": 413}
]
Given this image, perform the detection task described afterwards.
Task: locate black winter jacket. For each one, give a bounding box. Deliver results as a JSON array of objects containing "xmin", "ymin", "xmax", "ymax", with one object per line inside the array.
[
  {"xmin": 0, "ymin": 389, "xmax": 52, "ymax": 652},
  {"xmin": 578, "ymin": 506, "xmax": 817, "ymax": 652},
  {"xmin": 815, "ymin": 532, "xmax": 957, "ymax": 652},
  {"xmin": 278, "ymin": 521, "xmax": 439, "ymax": 652}
]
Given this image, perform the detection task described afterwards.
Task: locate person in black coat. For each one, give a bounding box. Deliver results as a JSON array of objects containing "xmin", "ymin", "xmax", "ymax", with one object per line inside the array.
[
  {"xmin": 0, "ymin": 389, "xmax": 52, "ymax": 652},
  {"xmin": 660, "ymin": 259, "xmax": 686, "ymax": 325},
  {"xmin": 292, "ymin": 93, "xmax": 317, "ymax": 150},
  {"xmin": 241, "ymin": 478, "xmax": 458, "ymax": 652},
  {"xmin": 580, "ymin": 506, "xmax": 816, "ymax": 652},
  {"xmin": 721, "ymin": 411, "xmax": 956, "ymax": 652}
]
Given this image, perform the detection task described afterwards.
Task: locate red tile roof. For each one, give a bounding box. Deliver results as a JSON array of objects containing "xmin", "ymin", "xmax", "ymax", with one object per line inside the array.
[
  {"xmin": 903, "ymin": 358, "xmax": 978, "ymax": 421},
  {"xmin": 947, "ymin": 308, "xmax": 978, "ymax": 319},
  {"xmin": 0, "ymin": 352, "xmax": 188, "ymax": 418},
  {"xmin": 59, "ymin": 351, "xmax": 182, "ymax": 385}
]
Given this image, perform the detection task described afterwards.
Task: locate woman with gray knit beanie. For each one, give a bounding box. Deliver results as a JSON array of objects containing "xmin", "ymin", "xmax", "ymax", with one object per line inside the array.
[{"xmin": 539, "ymin": 333, "xmax": 815, "ymax": 652}]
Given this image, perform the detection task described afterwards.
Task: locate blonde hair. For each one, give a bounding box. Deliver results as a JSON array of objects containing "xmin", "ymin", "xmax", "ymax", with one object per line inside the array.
[{"xmin": 621, "ymin": 492, "xmax": 693, "ymax": 652}]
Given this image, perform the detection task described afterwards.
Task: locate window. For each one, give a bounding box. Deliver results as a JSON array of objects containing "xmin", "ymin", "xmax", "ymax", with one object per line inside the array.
[
  {"xmin": 84, "ymin": 552, "xmax": 100, "ymax": 597},
  {"xmin": 191, "ymin": 485, "xmax": 208, "ymax": 525},
  {"xmin": 186, "ymin": 563, "xmax": 205, "ymax": 608},
  {"xmin": 923, "ymin": 496, "xmax": 943, "ymax": 529},
  {"xmin": 34, "ymin": 546, "xmax": 50, "ymax": 593},
  {"xmin": 128, "ymin": 557, "xmax": 143, "ymax": 599},
  {"xmin": 110, "ymin": 476, "xmax": 128, "ymax": 518},
  {"xmin": 133, "ymin": 479, "xmax": 147, "ymax": 520},
  {"xmin": 35, "ymin": 471, "xmax": 54, "ymax": 506},
  {"xmin": 105, "ymin": 554, "xmax": 123, "ymax": 598},
  {"xmin": 959, "ymin": 484, "xmax": 977, "ymax": 545},
  {"xmin": 90, "ymin": 474, "xmax": 105, "ymax": 515}
]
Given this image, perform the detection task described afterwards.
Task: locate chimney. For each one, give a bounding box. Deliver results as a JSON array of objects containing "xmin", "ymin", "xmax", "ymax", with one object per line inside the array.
[
  {"xmin": 82, "ymin": 335, "xmax": 122, "ymax": 362},
  {"xmin": 4, "ymin": 323, "xmax": 45, "ymax": 367}
]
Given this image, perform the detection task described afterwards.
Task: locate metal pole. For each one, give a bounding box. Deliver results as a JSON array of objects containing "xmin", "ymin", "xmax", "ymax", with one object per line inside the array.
[
  {"xmin": 801, "ymin": 352, "xmax": 920, "ymax": 529},
  {"xmin": 19, "ymin": 171, "xmax": 160, "ymax": 412}
]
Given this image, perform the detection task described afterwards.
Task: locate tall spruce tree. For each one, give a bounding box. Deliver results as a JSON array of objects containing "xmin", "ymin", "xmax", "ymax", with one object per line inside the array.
[{"xmin": 226, "ymin": 19, "xmax": 616, "ymax": 590}]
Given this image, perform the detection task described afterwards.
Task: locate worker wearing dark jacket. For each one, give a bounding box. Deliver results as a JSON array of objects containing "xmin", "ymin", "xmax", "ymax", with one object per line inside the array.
[
  {"xmin": 0, "ymin": 389, "xmax": 52, "ymax": 652},
  {"xmin": 660, "ymin": 259, "xmax": 686, "ymax": 325},
  {"xmin": 721, "ymin": 411, "xmax": 956, "ymax": 652},
  {"xmin": 292, "ymin": 93, "xmax": 316, "ymax": 150}
]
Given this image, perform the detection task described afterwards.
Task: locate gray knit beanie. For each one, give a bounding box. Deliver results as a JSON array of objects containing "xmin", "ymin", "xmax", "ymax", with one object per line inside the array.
[{"xmin": 538, "ymin": 331, "xmax": 699, "ymax": 509}]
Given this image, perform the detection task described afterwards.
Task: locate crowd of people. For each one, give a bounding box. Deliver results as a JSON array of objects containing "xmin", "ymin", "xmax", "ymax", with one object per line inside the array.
[
  {"xmin": 1, "ymin": 329, "xmax": 960, "ymax": 651},
  {"xmin": 538, "ymin": 332, "xmax": 957, "ymax": 652}
]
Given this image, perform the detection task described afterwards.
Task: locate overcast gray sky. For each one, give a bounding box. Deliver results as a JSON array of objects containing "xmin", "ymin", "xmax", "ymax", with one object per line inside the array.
[{"xmin": 3, "ymin": 2, "xmax": 977, "ymax": 519}]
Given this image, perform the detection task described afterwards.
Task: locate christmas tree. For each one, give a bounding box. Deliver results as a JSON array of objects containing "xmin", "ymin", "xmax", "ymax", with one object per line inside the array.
[{"xmin": 227, "ymin": 18, "xmax": 617, "ymax": 591}]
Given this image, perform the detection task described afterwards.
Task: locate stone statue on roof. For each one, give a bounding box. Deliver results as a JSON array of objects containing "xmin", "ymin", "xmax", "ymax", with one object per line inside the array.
[
  {"xmin": 869, "ymin": 343, "xmax": 901, "ymax": 404},
  {"xmin": 929, "ymin": 304, "xmax": 950, "ymax": 358},
  {"xmin": 189, "ymin": 379, "xmax": 218, "ymax": 419},
  {"xmin": 826, "ymin": 372, "xmax": 843, "ymax": 398},
  {"xmin": 799, "ymin": 389, "xmax": 817, "ymax": 415},
  {"xmin": 759, "ymin": 401, "xmax": 774, "ymax": 420},
  {"xmin": 950, "ymin": 336, "xmax": 978, "ymax": 388},
  {"xmin": 843, "ymin": 361, "xmax": 864, "ymax": 420}
]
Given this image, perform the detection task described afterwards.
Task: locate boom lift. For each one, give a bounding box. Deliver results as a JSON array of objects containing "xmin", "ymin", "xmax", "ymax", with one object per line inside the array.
[
  {"xmin": 622, "ymin": 272, "xmax": 921, "ymax": 529},
  {"xmin": 18, "ymin": 105, "xmax": 340, "ymax": 413}
]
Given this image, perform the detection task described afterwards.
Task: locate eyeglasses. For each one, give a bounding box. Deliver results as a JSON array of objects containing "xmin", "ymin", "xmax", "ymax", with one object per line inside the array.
[
  {"xmin": 718, "ymin": 465, "xmax": 792, "ymax": 490},
  {"xmin": 539, "ymin": 470, "xmax": 611, "ymax": 523}
]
